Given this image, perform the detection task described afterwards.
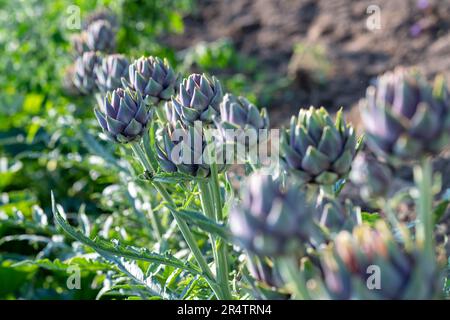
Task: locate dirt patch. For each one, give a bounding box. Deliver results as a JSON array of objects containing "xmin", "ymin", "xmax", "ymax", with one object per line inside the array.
[{"xmin": 164, "ymin": 0, "xmax": 450, "ymax": 126}]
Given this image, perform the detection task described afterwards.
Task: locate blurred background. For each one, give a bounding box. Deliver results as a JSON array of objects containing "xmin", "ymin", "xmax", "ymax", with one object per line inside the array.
[{"xmin": 0, "ymin": 0, "xmax": 449, "ymax": 299}]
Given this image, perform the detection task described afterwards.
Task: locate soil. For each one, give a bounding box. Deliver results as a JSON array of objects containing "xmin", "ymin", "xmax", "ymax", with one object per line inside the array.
[{"xmin": 164, "ymin": 0, "xmax": 450, "ymax": 126}]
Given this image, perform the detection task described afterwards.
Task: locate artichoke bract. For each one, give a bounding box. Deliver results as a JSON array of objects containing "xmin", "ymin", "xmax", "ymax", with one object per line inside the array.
[
  {"xmin": 229, "ymin": 173, "xmax": 321, "ymax": 257},
  {"xmin": 321, "ymin": 222, "xmax": 442, "ymax": 299},
  {"xmin": 123, "ymin": 56, "xmax": 177, "ymax": 106},
  {"xmin": 281, "ymin": 107, "xmax": 359, "ymax": 185},
  {"xmin": 360, "ymin": 67, "xmax": 450, "ymax": 160},
  {"xmin": 86, "ymin": 20, "xmax": 116, "ymax": 53},
  {"xmin": 73, "ymin": 51, "xmax": 102, "ymax": 95},
  {"xmin": 156, "ymin": 122, "xmax": 227, "ymax": 177},
  {"xmin": 95, "ymin": 54, "xmax": 129, "ymax": 94},
  {"xmin": 95, "ymin": 88, "xmax": 152, "ymax": 143},
  {"xmin": 172, "ymin": 73, "xmax": 223, "ymax": 126}
]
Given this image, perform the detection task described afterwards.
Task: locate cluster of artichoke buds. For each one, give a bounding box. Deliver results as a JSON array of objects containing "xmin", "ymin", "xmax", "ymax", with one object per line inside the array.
[
  {"xmin": 281, "ymin": 107, "xmax": 359, "ymax": 185},
  {"xmin": 321, "ymin": 221, "xmax": 443, "ymax": 299},
  {"xmin": 73, "ymin": 52, "xmax": 102, "ymax": 95},
  {"xmin": 229, "ymin": 173, "xmax": 323, "ymax": 257},
  {"xmin": 123, "ymin": 56, "xmax": 178, "ymax": 106},
  {"xmin": 360, "ymin": 67, "xmax": 450, "ymax": 161},
  {"xmin": 156, "ymin": 121, "xmax": 227, "ymax": 177},
  {"xmin": 95, "ymin": 54, "xmax": 129, "ymax": 94},
  {"xmin": 172, "ymin": 73, "xmax": 223, "ymax": 126},
  {"xmin": 94, "ymin": 88, "xmax": 152, "ymax": 143}
]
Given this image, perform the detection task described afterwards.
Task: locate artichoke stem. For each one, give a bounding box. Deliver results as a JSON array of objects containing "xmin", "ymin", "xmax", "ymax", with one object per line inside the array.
[
  {"xmin": 414, "ymin": 156, "xmax": 435, "ymax": 264},
  {"xmin": 130, "ymin": 141, "xmax": 224, "ymax": 298}
]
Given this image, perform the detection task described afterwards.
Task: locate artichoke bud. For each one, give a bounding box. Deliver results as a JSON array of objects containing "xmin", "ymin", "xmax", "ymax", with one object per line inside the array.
[
  {"xmin": 123, "ymin": 56, "xmax": 178, "ymax": 106},
  {"xmin": 95, "ymin": 54, "xmax": 129, "ymax": 94},
  {"xmin": 217, "ymin": 93, "xmax": 269, "ymax": 142},
  {"xmin": 83, "ymin": 9, "xmax": 118, "ymax": 31},
  {"xmin": 86, "ymin": 20, "xmax": 116, "ymax": 53},
  {"xmin": 321, "ymin": 221, "xmax": 443, "ymax": 299},
  {"xmin": 71, "ymin": 33, "xmax": 89, "ymax": 57},
  {"xmin": 230, "ymin": 173, "xmax": 323, "ymax": 257},
  {"xmin": 281, "ymin": 107, "xmax": 359, "ymax": 185},
  {"xmin": 95, "ymin": 88, "xmax": 152, "ymax": 143},
  {"xmin": 172, "ymin": 73, "xmax": 223, "ymax": 126},
  {"xmin": 360, "ymin": 67, "xmax": 450, "ymax": 161},
  {"xmin": 73, "ymin": 51, "xmax": 102, "ymax": 95},
  {"xmin": 155, "ymin": 121, "xmax": 227, "ymax": 177}
]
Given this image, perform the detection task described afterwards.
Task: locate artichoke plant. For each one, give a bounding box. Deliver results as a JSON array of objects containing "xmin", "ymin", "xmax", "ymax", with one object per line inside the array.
[
  {"xmin": 156, "ymin": 122, "xmax": 227, "ymax": 177},
  {"xmin": 280, "ymin": 107, "xmax": 359, "ymax": 185},
  {"xmin": 229, "ymin": 173, "xmax": 322, "ymax": 257},
  {"xmin": 123, "ymin": 56, "xmax": 177, "ymax": 106},
  {"xmin": 321, "ymin": 222, "xmax": 442, "ymax": 299},
  {"xmin": 95, "ymin": 54, "xmax": 129, "ymax": 94},
  {"xmin": 71, "ymin": 33, "xmax": 89, "ymax": 57},
  {"xmin": 360, "ymin": 67, "xmax": 450, "ymax": 160},
  {"xmin": 94, "ymin": 88, "xmax": 152, "ymax": 143},
  {"xmin": 86, "ymin": 20, "xmax": 116, "ymax": 53},
  {"xmin": 73, "ymin": 51, "xmax": 102, "ymax": 95},
  {"xmin": 172, "ymin": 73, "xmax": 223, "ymax": 126}
]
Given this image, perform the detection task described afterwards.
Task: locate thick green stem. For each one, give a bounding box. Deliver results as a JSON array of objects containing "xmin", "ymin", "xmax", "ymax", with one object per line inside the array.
[
  {"xmin": 414, "ymin": 157, "xmax": 435, "ymax": 263},
  {"xmin": 130, "ymin": 142, "xmax": 224, "ymax": 298},
  {"xmin": 210, "ymin": 163, "xmax": 232, "ymax": 299},
  {"xmin": 279, "ymin": 257, "xmax": 311, "ymax": 300},
  {"xmin": 198, "ymin": 180, "xmax": 232, "ymax": 299}
]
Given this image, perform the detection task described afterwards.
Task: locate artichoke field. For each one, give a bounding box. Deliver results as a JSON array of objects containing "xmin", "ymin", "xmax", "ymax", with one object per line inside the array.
[{"xmin": 1, "ymin": 4, "xmax": 449, "ymax": 303}]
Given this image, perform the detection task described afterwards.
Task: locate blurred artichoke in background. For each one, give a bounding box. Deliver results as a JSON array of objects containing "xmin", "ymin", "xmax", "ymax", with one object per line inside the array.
[
  {"xmin": 281, "ymin": 107, "xmax": 359, "ymax": 185},
  {"xmin": 172, "ymin": 73, "xmax": 223, "ymax": 126},
  {"xmin": 86, "ymin": 20, "xmax": 116, "ymax": 53},
  {"xmin": 316, "ymin": 196, "xmax": 359, "ymax": 233},
  {"xmin": 230, "ymin": 173, "xmax": 322, "ymax": 257},
  {"xmin": 83, "ymin": 8, "xmax": 118, "ymax": 31},
  {"xmin": 360, "ymin": 67, "xmax": 450, "ymax": 161},
  {"xmin": 62, "ymin": 64, "xmax": 82, "ymax": 96},
  {"xmin": 95, "ymin": 88, "xmax": 152, "ymax": 143},
  {"xmin": 156, "ymin": 122, "xmax": 227, "ymax": 177},
  {"xmin": 350, "ymin": 151, "xmax": 393, "ymax": 200},
  {"xmin": 73, "ymin": 51, "xmax": 102, "ymax": 95},
  {"xmin": 123, "ymin": 56, "xmax": 177, "ymax": 105},
  {"xmin": 321, "ymin": 222, "xmax": 443, "ymax": 299},
  {"xmin": 95, "ymin": 54, "xmax": 129, "ymax": 94}
]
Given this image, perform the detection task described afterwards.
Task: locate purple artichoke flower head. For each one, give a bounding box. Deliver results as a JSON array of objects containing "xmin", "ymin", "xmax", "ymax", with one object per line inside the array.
[
  {"xmin": 86, "ymin": 19, "xmax": 116, "ymax": 53},
  {"xmin": 316, "ymin": 196, "xmax": 359, "ymax": 233},
  {"xmin": 95, "ymin": 54, "xmax": 129, "ymax": 94},
  {"xmin": 172, "ymin": 73, "xmax": 223, "ymax": 126},
  {"xmin": 123, "ymin": 56, "xmax": 178, "ymax": 106},
  {"xmin": 321, "ymin": 221, "xmax": 443, "ymax": 299},
  {"xmin": 155, "ymin": 121, "xmax": 227, "ymax": 177},
  {"xmin": 219, "ymin": 94, "xmax": 269, "ymax": 130},
  {"xmin": 229, "ymin": 173, "xmax": 321, "ymax": 257},
  {"xmin": 360, "ymin": 67, "xmax": 450, "ymax": 160},
  {"xmin": 280, "ymin": 107, "xmax": 359, "ymax": 185},
  {"xmin": 73, "ymin": 51, "xmax": 102, "ymax": 95},
  {"xmin": 95, "ymin": 88, "xmax": 152, "ymax": 143}
]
